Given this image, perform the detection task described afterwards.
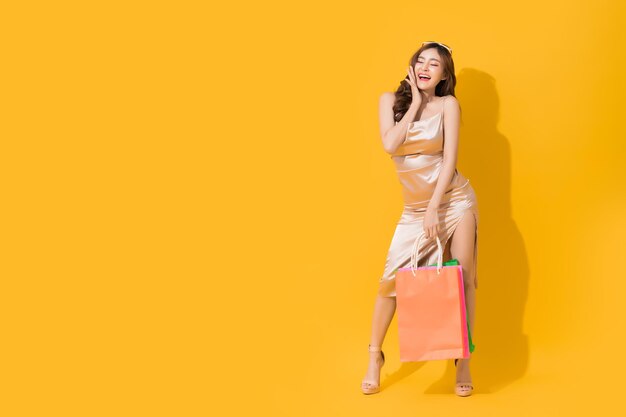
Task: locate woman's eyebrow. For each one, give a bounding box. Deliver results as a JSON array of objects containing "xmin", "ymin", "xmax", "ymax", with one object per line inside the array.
[{"xmin": 418, "ymin": 57, "xmax": 441, "ymax": 62}]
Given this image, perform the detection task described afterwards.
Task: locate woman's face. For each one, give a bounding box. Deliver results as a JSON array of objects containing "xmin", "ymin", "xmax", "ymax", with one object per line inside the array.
[{"xmin": 414, "ymin": 48, "xmax": 446, "ymax": 89}]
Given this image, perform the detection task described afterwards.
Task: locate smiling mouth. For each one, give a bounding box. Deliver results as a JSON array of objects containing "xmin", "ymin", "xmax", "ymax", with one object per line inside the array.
[{"xmin": 418, "ymin": 75, "xmax": 431, "ymax": 81}]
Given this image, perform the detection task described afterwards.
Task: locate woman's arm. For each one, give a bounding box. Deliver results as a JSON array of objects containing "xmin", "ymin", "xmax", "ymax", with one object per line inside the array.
[
  {"xmin": 427, "ymin": 96, "xmax": 461, "ymax": 210},
  {"xmin": 378, "ymin": 92, "xmax": 420, "ymax": 154}
]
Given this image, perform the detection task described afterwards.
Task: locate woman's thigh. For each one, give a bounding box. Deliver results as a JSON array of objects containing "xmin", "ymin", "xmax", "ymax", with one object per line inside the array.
[{"xmin": 448, "ymin": 210, "xmax": 477, "ymax": 285}]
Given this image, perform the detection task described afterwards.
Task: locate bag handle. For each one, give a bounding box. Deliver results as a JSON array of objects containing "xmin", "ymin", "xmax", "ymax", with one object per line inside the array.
[{"xmin": 410, "ymin": 233, "xmax": 443, "ymax": 276}]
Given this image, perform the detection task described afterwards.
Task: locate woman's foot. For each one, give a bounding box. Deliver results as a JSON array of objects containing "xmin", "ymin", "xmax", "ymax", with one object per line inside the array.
[
  {"xmin": 454, "ymin": 358, "xmax": 474, "ymax": 396},
  {"xmin": 361, "ymin": 345, "xmax": 385, "ymax": 394}
]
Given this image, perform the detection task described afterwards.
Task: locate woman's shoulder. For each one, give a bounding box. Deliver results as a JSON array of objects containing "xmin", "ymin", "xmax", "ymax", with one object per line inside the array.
[{"xmin": 441, "ymin": 94, "xmax": 459, "ymax": 104}]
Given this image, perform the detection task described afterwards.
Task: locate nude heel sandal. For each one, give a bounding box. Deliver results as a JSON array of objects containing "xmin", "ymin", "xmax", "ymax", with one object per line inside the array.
[
  {"xmin": 454, "ymin": 358, "xmax": 474, "ymax": 397},
  {"xmin": 361, "ymin": 345, "xmax": 385, "ymax": 394}
]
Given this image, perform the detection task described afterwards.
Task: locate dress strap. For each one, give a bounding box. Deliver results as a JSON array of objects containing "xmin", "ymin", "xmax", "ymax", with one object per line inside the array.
[{"xmin": 441, "ymin": 96, "xmax": 446, "ymax": 120}]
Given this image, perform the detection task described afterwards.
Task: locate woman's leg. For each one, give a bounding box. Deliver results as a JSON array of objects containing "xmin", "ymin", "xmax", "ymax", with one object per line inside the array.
[
  {"xmin": 369, "ymin": 294, "xmax": 396, "ymax": 345},
  {"xmin": 448, "ymin": 210, "xmax": 477, "ymax": 385},
  {"xmin": 362, "ymin": 294, "xmax": 396, "ymax": 388}
]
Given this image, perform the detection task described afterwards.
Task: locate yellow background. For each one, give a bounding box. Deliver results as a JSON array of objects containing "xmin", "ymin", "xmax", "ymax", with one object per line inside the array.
[{"xmin": 1, "ymin": 0, "xmax": 625, "ymax": 415}]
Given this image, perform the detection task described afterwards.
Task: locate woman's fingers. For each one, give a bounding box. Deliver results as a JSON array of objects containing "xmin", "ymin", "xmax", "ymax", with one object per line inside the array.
[
  {"xmin": 425, "ymin": 226, "xmax": 439, "ymax": 239},
  {"xmin": 408, "ymin": 66, "xmax": 417, "ymax": 87},
  {"xmin": 423, "ymin": 221, "xmax": 442, "ymax": 239}
]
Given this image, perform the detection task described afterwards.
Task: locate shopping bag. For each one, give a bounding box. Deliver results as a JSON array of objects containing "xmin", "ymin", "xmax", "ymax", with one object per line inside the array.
[{"xmin": 395, "ymin": 234, "xmax": 474, "ymax": 362}]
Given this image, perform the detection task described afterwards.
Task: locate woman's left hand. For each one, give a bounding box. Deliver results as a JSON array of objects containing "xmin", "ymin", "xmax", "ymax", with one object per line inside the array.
[{"xmin": 423, "ymin": 207, "xmax": 440, "ymax": 239}]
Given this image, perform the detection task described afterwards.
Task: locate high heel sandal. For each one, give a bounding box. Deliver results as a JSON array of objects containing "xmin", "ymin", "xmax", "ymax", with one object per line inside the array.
[
  {"xmin": 454, "ymin": 358, "xmax": 474, "ymax": 397},
  {"xmin": 361, "ymin": 344, "xmax": 385, "ymax": 394}
]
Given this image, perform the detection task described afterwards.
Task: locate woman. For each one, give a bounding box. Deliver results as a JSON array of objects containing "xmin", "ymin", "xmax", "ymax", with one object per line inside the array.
[{"xmin": 361, "ymin": 42, "xmax": 479, "ymax": 397}]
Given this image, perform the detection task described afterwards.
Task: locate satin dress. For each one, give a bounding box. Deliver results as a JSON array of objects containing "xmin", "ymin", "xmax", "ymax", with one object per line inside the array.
[{"xmin": 378, "ymin": 96, "xmax": 479, "ymax": 297}]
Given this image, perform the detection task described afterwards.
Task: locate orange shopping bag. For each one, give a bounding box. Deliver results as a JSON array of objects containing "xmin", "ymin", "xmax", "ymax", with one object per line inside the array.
[{"xmin": 395, "ymin": 234, "xmax": 474, "ymax": 362}]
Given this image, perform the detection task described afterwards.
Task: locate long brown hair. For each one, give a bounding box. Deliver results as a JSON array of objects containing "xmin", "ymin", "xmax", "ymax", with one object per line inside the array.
[{"xmin": 393, "ymin": 44, "xmax": 457, "ymax": 123}]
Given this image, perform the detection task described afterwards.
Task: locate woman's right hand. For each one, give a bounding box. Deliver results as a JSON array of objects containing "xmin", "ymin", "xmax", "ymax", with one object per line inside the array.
[{"xmin": 406, "ymin": 66, "xmax": 423, "ymax": 107}]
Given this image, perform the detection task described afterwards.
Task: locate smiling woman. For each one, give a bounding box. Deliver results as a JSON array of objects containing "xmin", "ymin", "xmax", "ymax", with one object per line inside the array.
[{"xmin": 362, "ymin": 41, "xmax": 479, "ymax": 398}]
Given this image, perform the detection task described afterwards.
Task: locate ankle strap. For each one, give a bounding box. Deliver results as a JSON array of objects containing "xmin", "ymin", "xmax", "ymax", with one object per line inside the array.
[{"xmin": 368, "ymin": 344, "xmax": 382, "ymax": 352}]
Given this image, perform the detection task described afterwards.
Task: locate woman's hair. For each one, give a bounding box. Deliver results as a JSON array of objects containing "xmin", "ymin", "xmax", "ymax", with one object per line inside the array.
[{"xmin": 393, "ymin": 44, "xmax": 457, "ymax": 123}]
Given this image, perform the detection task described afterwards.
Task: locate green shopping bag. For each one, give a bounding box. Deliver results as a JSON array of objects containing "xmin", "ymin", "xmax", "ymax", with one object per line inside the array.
[{"xmin": 427, "ymin": 258, "xmax": 475, "ymax": 353}]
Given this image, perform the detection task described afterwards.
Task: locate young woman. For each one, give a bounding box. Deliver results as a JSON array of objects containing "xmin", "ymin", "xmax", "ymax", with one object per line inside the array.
[{"xmin": 361, "ymin": 42, "xmax": 479, "ymax": 397}]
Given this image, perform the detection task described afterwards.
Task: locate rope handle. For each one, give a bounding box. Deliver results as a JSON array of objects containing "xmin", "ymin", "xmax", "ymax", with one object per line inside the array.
[{"xmin": 410, "ymin": 233, "xmax": 443, "ymax": 276}]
